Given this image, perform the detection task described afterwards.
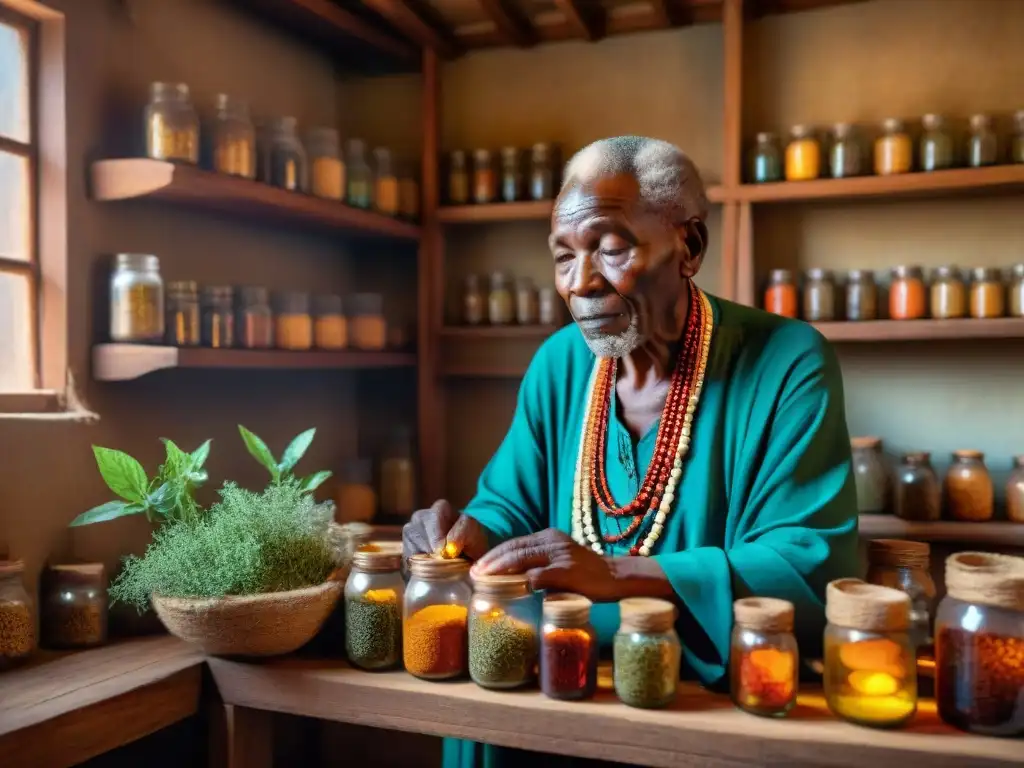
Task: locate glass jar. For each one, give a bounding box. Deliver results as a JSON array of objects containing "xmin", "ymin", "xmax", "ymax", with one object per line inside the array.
[
  {"xmin": 448, "ymin": 150, "xmax": 469, "ymax": 205},
  {"xmin": 404, "ymin": 555, "xmax": 472, "ymax": 680},
  {"xmin": 919, "ymin": 114, "xmax": 954, "ymax": 172},
  {"xmin": 845, "ymin": 269, "xmax": 878, "ymax": 321},
  {"xmin": 500, "ymin": 146, "xmax": 522, "ymax": 203},
  {"xmin": 473, "ymin": 149, "xmax": 496, "ymax": 204},
  {"xmin": 1013, "ymin": 110, "xmax": 1024, "ymax": 164},
  {"xmin": 540, "ymin": 594, "xmax": 597, "ymax": 701},
  {"xmin": 1010, "ymin": 263, "xmax": 1024, "ymax": 317},
  {"xmin": 889, "ymin": 265, "xmax": 926, "ymax": 320},
  {"xmin": 307, "ymin": 127, "xmax": 345, "ymax": 201},
  {"xmin": 110, "ymin": 253, "xmax": 164, "ymax": 343},
  {"xmin": 398, "ymin": 166, "xmax": 420, "ymax": 220},
  {"xmin": 894, "ymin": 451, "xmax": 941, "ymax": 522},
  {"xmin": 211, "ymin": 94, "xmax": 255, "ymax": 179},
  {"xmin": 829, "ymin": 123, "xmax": 863, "ymax": 179},
  {"xmin": 874, "ymin": 118, "xmax": 913, "ymax": 175},
  {"xmin": 764, "ymin": 269, "xmax": 797, "ymax": 318},
  {"xmin": 851, "ymin": 436, "xmax": 889, "ymax": 515},
  {"xmin": 823, "ymin": 579, "xmax": 917, "ymax": 727},
  {"xmin": 345, "ymin": 548, "xmax": 404, "ymax": 670},
  {"xmin": 935, "ymin": 552, "xmax": 1024, "ymax": 737},
  {"xmin": 380, "ymin": 426, "xmax": 416, "ymax": 518},
  {"xmin": 269, "ymin": 116, "xmax": 307, "ymax": 192},
  {"xmin": 201, "ymin": 285, "xmax": 235, "ymax": 349},
  {"xmin": 40, "ymin": 563, "xmax": 107, "ymax": 649},
  {"xmin": 930, "ymin": 266, "xmax": 966, "ymax": 319},
  {"xmin": 313, "ymin": 294, "xmax": 347, "ymax": 350},
  {"xmin": 967, "ymin": 114, "xmax": 998, "ymax": 168},
  {"xmin": 730, "ymin": 597, "xmax": 798, "ymax": 718},
  {"xmin": 802, "ymin": 268, "xmax": 835, "ymax": 322},
  {"xmin": 530, "ymin": 143, "xmax": 556, "ymax": 200},
  {"xmin": 463, "ymin": 274, "xmax": 485, "ymax": 325},
  {"xmin": 373, "ymin": 147, "xmax": 400, "ymax": 216},
  {"xmin": 275, "ymin": 291, "xmax": 313, "ymax": 351},
  {"xmin": 165, "ymin": 280, "xmax": 200, "ymax": 346},
  {"xmin": 488, "ymin": 272, "xmax": 514, "ymax": 325},
  {"xmin": 349, "ymin": 293, "xmax": 387, "ymax": 351},
  {"xmin": 469, "ymin": 573, "xmax": 540, "ymax": 690},
  {"xmin": 346, "ymin": 139, "xmax": 373, "ymax": 209},
  {"xmin": 1007, "ymin": 455, "xmax": 1024, "ymax": 524},
  {"xmin": 0, "ymin": 559, "xmax": 35, "ymax": 669},
  {"xmin": 237, "ymin": 286, "xmax": 274, "ymax": 349},
  {"xmin": 969, "ymin": 267, "xmax": 1005, "ymax": 319},
  {"xmin": 944, "ymin": 449, "xmax": 994, "ymax": 522},
  {"xmin": 784, "ymin": 125, "xmax": 820, "ymax": 181},
  {"xmin": 749, "ymin": 132, "xmax": 782, "ymax": 183},
  {"xmin": 335, "ymin": 458, "xmax": 376, "ymax": 524},
  {"xmin": 515, "ymin": 277, "xmax": 539, "ymax": 325},
  {"xmin": 144, "ymin": 82, "xmax": 199, "ymax": 164},
  {"xmin": 865, "ymin": 540, "xmax": 936, "ymax": 651},
  {"xmin": 538, "ymin": 287, "xmax": 561, "ymax": 326},
  {"xmin": 613, "ymin": 598, "xmax": 681, "ymax": 709}
]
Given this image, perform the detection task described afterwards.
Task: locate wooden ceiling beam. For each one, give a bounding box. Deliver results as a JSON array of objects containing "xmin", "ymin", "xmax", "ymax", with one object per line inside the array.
[
  {"xmin": 553, "ymin": 0, "xmax": 605, "ymax": 42},
  {"xmin": 477, "ymin": 0, "xmax": 536, "ymax": 47},
  {"xmin": 361, "ymin": 0, "xmax": 462, "ymax": 59}
]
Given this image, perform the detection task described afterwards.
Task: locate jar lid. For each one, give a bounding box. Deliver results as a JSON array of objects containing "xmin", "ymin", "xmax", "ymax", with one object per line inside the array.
[
  {"xmin": 115, "ymin": 253, "xmax": 159, "ymax": 271},
  {"xmin": 767, "ymin": 268, "xmax": 794, "ymax": 283},
  {"xmin": 450, "ymin": 149, "xmax": 466, "ymax": 162},
  {"xmin": 825, "ymin": 578, "xmax": 910, "ymax": 632},
  {"xmin": 900, "ymin": 450, "xmax": 931, "ymax": 464},
  {"xmin": 473, "ymin": 148, "xmax": 492, "ymax": 161},
  {"xmin": 969, "ymin": 113, "xmax": 991, "ymax": 129},
  {"xmin": 789, "ymin": 124, "xmax": 812, "ymax": 139},
  {"xmin": 970, "ymin": 266, "xmax": 999, "ymax": 283},
  {"xmin": 471, "ymin": 572, "xmax": 531, "ymax": 595},
  {"xmin": 150, "ymin": 82, "xmax": 189, "ymax": 99},
  {"xmin": 276, "ymin": 291, "xmax": 311, "ymax": 314},
  {"xmin": 352, "ymin": 548, "xmax": 402, "ymax": 572},
  {"xmin": 881, "ymin": 117, "xmax": 905, "ymax": 132},
  {"xmin": 202, "ymin": 285, "xmax": 234, "ymax": 302},
  {"xmin": 347, "ymin": 292, "xmax": 383, "ymax": 317},
  {"xmin": 239, "ymin": 285, "xmax": 270, "ymax": 305},
  {"xmin": 0, "ymin": 559, "xmax": 25, "ymax": 576},
  {"xmin": 1011, "ymin": 263, "xmax": 1024, "ymax": 279},
  {"xmin": 531, "ymin": 142, "xmax": 552, "ymax": 154},
  {"xmin": 46, "ymin": 562, "xmax": 106, "ymax": 585},
  {"xmin": 891, "ymin": 265, "xmax": 922, "ymax": 279},
  {"xmin": 945, "ymin": 552, "xmax": 1024, "ymax": 612},
  {"xmin": 755, "ymin": 131, "xmax": 777, "ymax": 143},
  {"xmin": 846, "ymin": 269, "xmax": 873, "ymax": 281},
  {"xmin": 313, "ymin": 294, "xmax": 344, "ymax": 316},
  {"xmin": 952, "ymin": 448, "xmax": 984, "ymax": 461},
  {"xmin": 489, "ymin": 272, "xmax": 510, "ymax": 288},
  {"xmin": 346, "ymin": 138, "xmax": 367, "ymax": 155},
  {"xmin": 832, "ymin": 122, "xmax": 853, "ymax": 137},
  {"xmin": 500, "ymin": 146, "xmax": 519, "ymax": 159},
  {"xmin": 269, "ymin": 115, "xmax": 299, "ymax": 133},
  {"xmin": 932, "ymin": 265, "xmax": 960, "ymax": 280},
  {"xmin": 805, "ymin": 267, "xmax": 832, "ymax": 281},
  {"xmin": 850, "ymin": 436, "xmax": 881, "ymax": 450},
  {"xmin": 733, "ymin": 597, "xmax": 794, "ymax": 632},
  {"xmin": 542, "ymin": 593, "xmax": 592, "ymax": 623},
  {"xmin": 167, "ymin": 280, "xmax": 198, "ymax": 296},
  {"xmin": 408, "ymin": 553, "xmax": 469, "ymax": 579},
  {"xmin": 214, "ymin": 93, "xmax": 248, "ymax": 113},
  {"xmin": 618, "ymin": 597, "xmax": 675, "ymax": 633},
  {"xmin": 867, "ymin": 539, "xmax": 930, "ymax": 571},
  {"xmin": 921, "ymin": 113, "xmax": 944, "ymax": 130}
]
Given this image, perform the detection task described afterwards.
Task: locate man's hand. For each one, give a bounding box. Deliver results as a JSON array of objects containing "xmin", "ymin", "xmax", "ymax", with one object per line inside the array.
[{"xmin": 402, "ymin": 499, "xmax": 490, "ymax": 562}]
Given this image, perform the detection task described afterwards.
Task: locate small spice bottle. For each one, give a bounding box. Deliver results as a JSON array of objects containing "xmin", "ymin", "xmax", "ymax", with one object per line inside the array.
[
  {"xmin": 967, "ymin": 114, "xmax": 998, "ymax": 168},
  {"xmin": 469, "ymin": 573, "xmax": 540, "ymax": 690},
  {"xmin": 845, "ymin": 269, "xmax": 877, "ymax": 321},
  {"xmin": 110, "ymin": 253, "xmax": 164, "ymax": 343},
  {"xmin": 380, "ymin": 426, "xmax": 416, "ymax": 518},
  {"xmin": 488, "ymin": 272, "xmax": 515, "ymax": 325},
  {"xmin": 448, "ymin": 150, "xmax": 469, "ymax": 205},
  {"xmin": 889, "ymin": 265, "xmax": 927, "ymax": 320},
  {"xmin": 473, "ymin": 149, "xmax": 497, "ymax": 204},
  {"xmin": 530, "ymin": 143, "xmax": 556, "ymax": 200},
  {"xmin": 348, "ymin": 293, "xmax": 387, "ymax": 351},
  {"xmin": 784, "ymin": 125, "xmax": 820, "ymax": 181},
  {"xmin": 345, "ymin": 547, "xmax": 404, "ymax": 671},
  {"xmin": 764, "ymin": 269, "xmax": 798, "ymax": 318},
  {"xmin": 968, "ymin": 267, "xmax": 1005, "ymax": 319},
  {"xmin": 613, "ymin": 597, "xmax": 681, "ymax": 709},
  {"xmin": 538, "ymin": 287, "xmax": 561, "ymax": 326},
  {"xmin": 1013, "ymin": 110, "xmax": 1024, "ymax": 165},
  {"xmin": 919, "ymin": 114, "xmax": 954, "ymax": 172},
  {"xmin": 236, "ymin": 286, "xmax": 274, "ymax": 349},
  {"xmin": 499, "ymin": 146, "xmax": 522, "ymax": 203},
  {"xmin": 373, "ymin": 147, "xmax": 400, "ymax": 216},
  {"xmin": 851, "ymin": 436, "xmax": 889, "ymax": 515},
  {"xmin": 275, "ymin": 291, "xmax": 313, "ymax": 351},
  {"xmin": 515, "ymin": 277, "xmax": 539, "ymax": 325},
  {"xmin": 1009, "ymin": 263, "xmax": 1024, "ymax": 317},
  {"xmin": 145, "ymin": 82, "xmax": 199, "ymax": 164},
  {"xmin": 894, "ymin": 451, "xmax": 941, "ymax": 522},
  {"xmin": 802, "ymin": 268, "xmax": 836, "ymax": 322},
  {"xmin": 403, "ymin": 555, "xmax": 472, "ymax": 680},
  {"xmin": 823, "ymin": 579, "xmax": 917, "ymax": 728},
  {"xmin": 307, "ymin": 127, "xmax": 345, "ymax": 201},
  {"xmin": 201, "ymin": 285, "xmax": 235, "ymax": 349},
  {"xmin": 874, "ymin": 118, "xmax": 913, "ymax": 176},
  {"xmin": 865, "ymin": 540, "xmax": 936, "ymax": 652},
  {"xmin": 165, "ymin": 280, "xmax": 200, "ymax": 346},
  {"xmin": 211, "ymin": 94, "xmax": 256, "ymax": 179},
  {"xmin": 463, "ymin": 274, "xmax": 486, "ymax": 325},
  {"xmin": 0, "ymin": 559, "xmax": 35, "ymax": 669},
  {"xmin": 829, "ymin": 123, "xmax": 863, "ymax": 179},
  {"xmin": 313, "ymin": 294, "xmax": 347, "ymax": 350},
  {"xmin": 1006, "ymin": 455, "xmax": 1024, "ymax": 524},
  {"xmin": 40, "ymin": 563, "xmax": 108, "ymax": 650},
  {"xmin": 943, "ymin": 449, "xmax": 994, "ymax": 522},
  {"xmin": 935, "ymin": 552, "xmax": 1024, "ymax": 737},
  {"xmin": 335, "ymin": 458, "xmax": 377, "ymax": 524},
  {"xmin": 929, "ymin": 266, "xmax": 966, "ymax": 320},
  {"xmin": 730, "ymin": 597, "xmax": 798, "ymax": 718},
  {"xmin": 751, "ymin": 132, "xmax": 783, "ymax": 183},
  {"xmin": 540, "ymin": 594, "xmax": 597, "ymax": 701},
  {"xmin": 269, "ymin": 116, "xmax": 307, "ymax": 192},
  {"xmin": 346, "ymin": 139, "xmax": 373, "ymax": 209}
]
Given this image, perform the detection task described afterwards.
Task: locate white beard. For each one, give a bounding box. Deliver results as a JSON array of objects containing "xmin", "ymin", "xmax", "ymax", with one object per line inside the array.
[{"xmin": 577, "ymin": 310, "xmax": 643, "ymax": 359}]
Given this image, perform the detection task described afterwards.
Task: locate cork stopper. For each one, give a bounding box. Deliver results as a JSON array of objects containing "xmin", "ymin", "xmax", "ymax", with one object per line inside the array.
[
  {"xmin": 46, "ymin": 562, "xmax": 106, "ymax": 586},
  {"xmin": 733, "ymin": 597, "xmax": 794, "ymax": 633},
  {"xmin": 945, "ymin": 552, "xmax": 1024, "ymax": 612},
  {"xmin": 826, "ymin": 578, "xmax": 910, "ymax": 633},
  {"xmin": 471, "ymin": 572, "xmax": 531, "ymax": 597},
  {"xmin": 618, "ymin": 597, "xmax": 676, "ymax": 633},
  {"xmin": 850, "ymin": 436, "xmax": 882, "ymax": 451},
  {"xmin": 351, "ymin": 547, "xmax": 402, "ymax": 572},
  {"xmin": 408, "ymin": 553, "xmax": 469, "ymax": 579},
  {"xmin": 0, "ymin": 559, "xmax": 25, "ymax": 576},
  {"xmin": 543, "ymin": 594, "xmax": 592, "ymax": 624},
  {"xmin": 867, "ymin": 539, "xmax": 930, "ymax": 570}
]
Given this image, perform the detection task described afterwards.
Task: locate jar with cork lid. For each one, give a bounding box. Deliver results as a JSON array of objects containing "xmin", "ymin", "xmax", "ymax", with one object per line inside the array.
[
  {"xmin": 540, "ymin": 594, "xmax": 597, "ymax": 701},
  {"xmin": 40, "ymin": 563, "xmax": 108, "ymax": 649},
  {"xmin": 614, "ymin": 597, "xmax": 681, "ymax": 709},
  {"xmin": 730, "ymin": 597, "xmax": 798, "ymax": 718},
  {"xmin": 469, "ymin": 573, "xmax": 540, "ymax": 690},
  {"xmin": 944, "ymin": 450, "xmax": 994, "ymax": 522},
  {"xmin": 865, "ymin": 540, "xmax": 936, "ymax": 651},
  {"xmin": 0, "ymin": 559, "xmax": 35, "ymax": 669},
  {"xmin": 404, "ymin": 555, "xmax": 471, "ymax": 680},
  {"xmin": 345, "ymin": 547, "xmax": 404, "ymax": 670}
]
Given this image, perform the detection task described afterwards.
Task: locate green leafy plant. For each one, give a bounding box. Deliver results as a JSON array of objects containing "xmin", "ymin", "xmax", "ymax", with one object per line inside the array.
[
  {"xmin": 237, "ymin": 425, "xmax": 331, "ymax": 493},
  {"xmin": 109, "ymin": 481, "xmax": 337, "ymax": 611},
  {"xmin": 70, "ymin": 438, "xmax": 211, "ymax": 527}
]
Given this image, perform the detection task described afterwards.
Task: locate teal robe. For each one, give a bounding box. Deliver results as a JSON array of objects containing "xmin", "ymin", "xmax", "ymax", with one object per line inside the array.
[{"xmin": 445, "ymin": 295, "xmax": 859, "ymax": 768}]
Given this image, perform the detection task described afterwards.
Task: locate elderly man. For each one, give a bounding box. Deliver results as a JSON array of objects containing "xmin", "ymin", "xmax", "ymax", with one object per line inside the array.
[{"xmin": 404, "ymin": 136, "xmax": 859, "ymax": 768}]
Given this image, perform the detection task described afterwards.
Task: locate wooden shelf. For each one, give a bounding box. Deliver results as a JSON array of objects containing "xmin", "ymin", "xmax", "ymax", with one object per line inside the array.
[
  {"xmin": 440, "ymin": 363, "xmax": 528, "ymax": 378},
  {"xmin": 438, "ymin": 200, "xmax": 554, "ymax": 224},
  {"xmin": 93, "ymin": 344, "xmax": 416, "ymax": 382},
  {"xmin": 859, "ymin": 515, "xmax": 1024, "ymax": 547},
  {"xmin": 441, "ymin": 325, "xmax": 560, "ymax": 339},
  {"xmin": 812, "ymin": 317, "xmax": 1024, "ymax": 342},
  {"xmin": 91, "ymin": 159, "xmax": 421, "ymax": 241}
]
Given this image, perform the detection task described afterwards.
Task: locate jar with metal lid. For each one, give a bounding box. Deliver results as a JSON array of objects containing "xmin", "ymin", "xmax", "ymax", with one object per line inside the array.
[
  {"xmin": 865, "ymin": 540, "xmax": 936, "ymax": 651},
  {"xmin": 935, "ymin": 552, "xmax": 1024, "ymax": 737},
  {"xmin": 269, "ymin": 116, "xmax": 307, "ymax": 192},
  {"xmin": 346, "ymin": 139, "xmax": 372, "ymax": 209},
  {"xmin": 335, "ymin": 458, "xmax": 376, "ymax": 524},
  {"xmin": 894, "ymin": 451, "xmax": 940, "ymax": 522},
  {"xmin": 307, "ymin": 127, "xmax": 345, "ymax": 201},
  {"xmin": 275, "ymin": 291, "xmax": 313, "ymax": 350},
  {"xmin": 463, "ymin": 274, "xmax": 485, "ymax": 325},
  {"xmin": 380, "ymin": 426, "xmax": 416, "ymax": 518},
  {"xmin": 530, "ymin": 143, "xmax": 556, "ymax": 200},
  {"xmin": 874, "ymin": 118, "xmax": 912, "ymax": 175},
  {"xmin": 944, "ymin": 450, "xmax": 994, "ymax": 522},
  {"xmin": 345, "ymin": 547, "xmax": 404, "ymax": 670},
  {"xmin": 237, "ymin": 286, "xmax": 274, "ymax": 349},
  {"xmin": 145, "ymin": 82, "xmax": 198, "ymax": 163},
  {"xmin": 824, "ymin": 579, "xmax": 916, "ymax": 728},
  {"xmin": 312, "ymin": 294, "xmax": 347, "ymax": 350},
  {"xmin": 764, "ymin": 269, "xmax": 797, "ymax": 318},
  {"xmin": 614, "ymin": 598, "xmax": 680, "ymax": 708},
  {"xmin": 730, "ymin": 598, "xmax": 798, "ymax": 718},
  {"xmin": 488, "ymin": 272, "xmax": 514, "ymax": 325},
  {"xmin": 889, "ymin": 265, "xmax": 926, "ymax": 320},
  {"xmin": 930, "ymin": 266, "xmax": 966, "ymax": 319},
  {"xmin": 1013, "ymin": 110, "xmax": 1024, "ymax": 164},
  {"xmin": 500, "ymin": 146, "xmax": 522, "ymax": 203},
  {"xmin": 829, "ymin": 123, "xmax": 863, "ymax": 179},
  {"xmin": 349, "ymin": 293, "xmax": 387, "ymax": 351},
  {"xmin": 165, "ymin": 280, "xmax": 200, "ymax": 346},
  {"xmin": 967, "ymin": 114, "xmax": 998, "ymax": 168},
  {"xmin": 211, "ymin": 94, "xmax": 255, "ymax": 179},
  {"xmin": 851, "ymin": 436, "xmax": 889, "ymax": 514},
  {"xmin": 541, "ymin": 594, "xmax": 597, "ymax": 701},
  {"xmin": 969, "ymin": 267, "xmax": 1005, "ymax": 319},
  {"xmin": 110, "ymin": 253, "xmax": 164, "ymax": 343},
  {"xmin": 201, "ymin": 286, "xmax": 235, "ymax": 348},
  {"xmin": 40, "ymin": 563, "xmax": 107, "ymax": 649},
  {"xmin": 920, "ymin": 114, "xmax": 954, "ymax": 172},
  {"xmin": 538, "ymin": 287, "xmax": 561, "ymax": 326},
  {"xmin": 374, "ymin": 147, "xmax": 400, "ymax": 216},
  {"xmin": 784, "ymin": 125, "xmax": 820, "ymax": 181},
  {"xmin": 448, "ymin": 150, "xmax": 469, "ymax": 205},
  {"xmin": 0, "ymin": 559, "xmax": 35, "ymax": 669},
  {"xmin": 802, "ymin": 268, "xmax": 835, "ymax": 322},
  {"xmin": 1009, "ymin": 263, "xmax": 1024, "ymax": 317},
  {"xmin": 404, "ymin": 555, "xmax": 472, "ymax": 680},
  {"xmin": 473, "ymin": 149, "xmax": 496, "ymax": 204},
  {"xmin": 469, "ymin": 573, "xmax": 540, "ymax": 690},
  {"xmin": 845, "ymin": 269, "xmax": 877, "ymax": 321},
  {"xmin": 398, "ymin": 165, "xmax": 420, "ymax": 220},
  {"xmin": 515, "ymin": 277, "xmax": 539, "ymax": 325},
  {"xmin": 749, "ymin": 132, "xmax": 782, "ymax": 183},
  {"xmin": 1007, "ymin": 455, "xmax": 1024, "ymax": 524}
]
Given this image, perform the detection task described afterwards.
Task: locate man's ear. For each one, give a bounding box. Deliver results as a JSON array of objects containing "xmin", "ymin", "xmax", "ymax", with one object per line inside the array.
[{"xmin": 677, "ymin": 218, "xmax": 708, "ymax": 277}]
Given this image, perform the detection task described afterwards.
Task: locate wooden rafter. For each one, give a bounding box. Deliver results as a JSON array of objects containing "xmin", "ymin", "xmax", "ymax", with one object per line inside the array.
[
  {"xmin": 477, "ymin": 0, "xmax": 535, "ymax": 47},
  {"xmin": 553, "ymin": 0, "xmax": 605, "ymax": 42},
  {"xmin": 361, "ymin": 0, "xmax": 462, "ymax": 59}
]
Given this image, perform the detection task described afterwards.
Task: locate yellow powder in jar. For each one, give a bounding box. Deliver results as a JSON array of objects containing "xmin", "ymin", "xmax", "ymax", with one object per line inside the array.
[
  {"xmin": 147, "ymin": 119, "xmax": 198, "ymax": 163},
  {"xmin": 315, "ymin": 315, "xmax": 348, "ymax": 350},
  {"xmin": 311, "ymin": 157, "xmax": 345, "ymax": 200},
  {"xmin": 351, "ymin": 315, "xmax": 388, "ymax": 351},
  {"xmin": 276, "ymin": 313, "xmax": 313, "ymax": 351},
  {"xmin": 374, "ymin": 176, "xmax": 400, "ymax": 216}
]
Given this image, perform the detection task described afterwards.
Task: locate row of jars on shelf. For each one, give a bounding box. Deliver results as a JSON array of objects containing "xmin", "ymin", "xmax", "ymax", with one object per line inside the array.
[
  {"xmin": 109, "ymin": 254, "xmax": 402, "ymax": 351},
  {"xmin": 144, "ymin": 82, "xmax": 419, "ymax": 218},
  {"xmin": 764, "ymin": 264, "xmax": 1024, "ymax": 322},
  {"xmin": 751, "ymin": 111, "xmax": 1024, "ymax": 182},
  {"xmin": 335, "ymin": 432, "xmax": 418, "ymax": 523},
  {"xmin": 445, "ymin": 144, "xmax": 560, "ymax": 206},
  {"xmin": 461, "ymin": 273, "xmax": 565, "ymax": 326}
]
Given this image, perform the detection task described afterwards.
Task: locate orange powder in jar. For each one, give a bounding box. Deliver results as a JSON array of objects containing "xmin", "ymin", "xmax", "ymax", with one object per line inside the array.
[
  {"xmin": 403, "ymin": 604, "xmax": 468, "ymax": 678},
  {"xmin": 764, "ymin": 270, "xmax": 798, "ymax": 318},
  {"xmin": 889, "ymin": 266, "xmax": 926, "ymax": 320}
]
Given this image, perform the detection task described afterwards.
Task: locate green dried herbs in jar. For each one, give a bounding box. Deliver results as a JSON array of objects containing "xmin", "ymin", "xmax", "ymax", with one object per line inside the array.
[
  {"xmin": 468, "ymin": 573, "xmax": 540, "ymax": 689},
  {"xmin": 613, "ymin": 598, "xmax": 681, "ymax": 709},
  {"xmin": 344, "ymin": 545, "xmax": 404, "ymax": 670}
]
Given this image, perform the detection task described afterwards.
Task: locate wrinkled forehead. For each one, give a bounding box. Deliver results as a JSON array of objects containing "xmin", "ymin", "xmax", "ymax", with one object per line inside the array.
[{"xmin": 553, "ymin": 170, "xmax": 642, "ymax": 225}]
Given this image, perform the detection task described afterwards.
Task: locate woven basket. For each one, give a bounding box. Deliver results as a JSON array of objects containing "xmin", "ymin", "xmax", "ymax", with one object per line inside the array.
[{"xmin": 151, "ymin": 577, "xmax": 344, "ymax": 657}]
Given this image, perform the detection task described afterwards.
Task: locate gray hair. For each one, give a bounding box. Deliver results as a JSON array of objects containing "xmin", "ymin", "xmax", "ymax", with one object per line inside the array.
[{"xmin": 561, "ymin": 136, "xmax": 709, "ymax": 223}]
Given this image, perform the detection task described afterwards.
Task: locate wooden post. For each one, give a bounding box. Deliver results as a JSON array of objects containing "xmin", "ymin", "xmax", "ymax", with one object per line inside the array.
[
  {"xmin": 217, "ymin": 705, "xmax": 272, "ymax": 768},
  {"xmin": 719, "ymin": 0, "xmax": 744, "ymax": 302}
]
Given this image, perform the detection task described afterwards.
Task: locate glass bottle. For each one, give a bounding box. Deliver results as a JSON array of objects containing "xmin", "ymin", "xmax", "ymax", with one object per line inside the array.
[
  {"xmin": 829, "ymin": 123, "xmax": 862, "ymax": 179},
  {"xmin": 540, "ymin": 594, "xmax": 597, "ymax": 701},
  {"xmin": 530, "ymin": 143, "xmax": 555, "ymax": 200},
  {"xmin": 335, "ymin": 458, "xmax": 377, "ymax": 524},
  {"xmin": 515, "ymin": 277, "xmax": 539, "ymax": 325},
  {"xmin": 764, "ymin": 269, "xmax": 797, "ymax": 318},
  {"xmin": 313, "ymin": 294, "xmax": 347, "ymax": 350},
  {"xmin": 538, "ymin": 287, "xmax": 561, "ymax": 326},
  {"xmin": 930, "ymin": 266, "xmax": 966, "ymax": 320},
  {"xmin": 373, "ymin": 147, "xmax": 400, "ymax": 216},
  {"xmin": 488, "ymin": 272, "xmax": 514, "ymax": 325},
  {"xmin": 473, "ymin": 149, "xmax": 497, "ymax": 204},
  {"xmin": 201, "ymin": 285, "xmax": 235, "ymax": 348},
  {"xmin": 380, "ymin": 426, "xmax": 416, "ymax": 518},
  {"xmin": 823, "ymin": 579, "xmax": 917, "ymax": 728},
  {"xmin": 275, "ymin": 291, "xmax": 313, "ymax": 351},
  {"xmin": 784, "ymin": 125, "xmax": 820, "ymax": 181},
  {"xmin": 469, "ymin": 573, "xmax": 540, "ymax": 690},
  {"xmin": 403, "ymin": 555, "xmax": 472, "ymax": 680},
  {"xmin": 349, "ymin": 293, "xmax": 387, "ymax": 351},
  {"xmin": 500, "ymin": 146, "xmax": 522, "ymax": 203},
  {"xmin": 894, "ymin": 451, "xmax": 940, "ymax": 522},
  {"xmin": 463, "ymin": 274, "xmax": 485, "ymax": 325},
  {"xmin": 851, "ymin": 436, "xmax": 889, "ymax": 515},
  {"xmin": 935, "ymin": 552, "xmax": 1024, "ymax": 737},
  {"xmin": 943, "ymin": 449, "xmax": 994, "ymax": 522},
  {"xmin": 165, "ymin": 280, "xmax": 200, "ymax": 346},
  {"xmin": 211, "ymin": 94, "xmax": 255, "ymax": 179},
  {"xmin": 144, "ymin": 82, "xmax": 199, "ymax": 164},
  {"xmin": 237, "ymin": 285, "xmax": 274, "ymax": 349},
  {"xmin": 874, "ymin": 118, "xmax": 913, "ymax": 176},
  {"xmin": 730, "ymin": 597, "xmax": 798, "ymax": 717},
  {"xmin": 269, "ymin": 116, "xmax": 307, "ymax": 192},
  {"xmin": 1013, "ymin": 110, "xmax": 1024, "ymax": 165},
  {"xmin": 345, "ymin": 547, "xmax": 404, "ymax": 670},
  {"xmin": 865, "ymin": 540, "xmax": 936, "ymax": 652},
  {"xmin": 448, "ymin": 150, "xmax": 469, "ymax": 205},
  {"xmin": 919, "ymin": 114, "xmax": 954, "ymax": 172},
  {"xmin": 613, "ymin": 598, "xmax": 681, "ymax": 709},
  {"xmin": 969, "ymin": 267, "xmax": 1005, "ymax": 319},
  {"xmin": 967, "ymin": 114, "xmax": 998, "ymax": 168},
  {"xmin": 751, "ymin": 132, "xmax": 783, "ymax": 183},
  {"xmin": 1007, "ymin": 455, "xmax": 1024, "ymax": 524},
  {"xmin": 802, "ymin": 268, "xmax": 836, "ymax": 322},
  {"xmin": 40, "ymin": 563, "xmax": 108, "ymax": 649},
  {"xmin": 0, "ymin": 559, "xmax": 35, "ymax": 669},
  {"xmin": 889, "ymin": 265, "xmax": 926, "ymax": 320},
  {"xmin": 307, "ymin": 127, "xmax": 345, "ymax": 201},
  {"xmin": 845, "ymin": 269, "xmax": 877, "ymax": 321},
  {"xmin": 1009, "ymin": 263, "xmax": 1024, "ymax": 318},
  {"xmin": 346, "ymin": 139, "xmax": 373, "ymax": 209},
  {"xmin": 110, "ymin": 253, "xmax": 164, "ymax": 343}
]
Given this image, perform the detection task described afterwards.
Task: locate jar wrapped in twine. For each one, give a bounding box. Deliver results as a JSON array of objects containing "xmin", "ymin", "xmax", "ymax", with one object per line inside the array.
[{"xmin": 730, "ymin": 597, "xmax": 798, "ymax": 717}]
